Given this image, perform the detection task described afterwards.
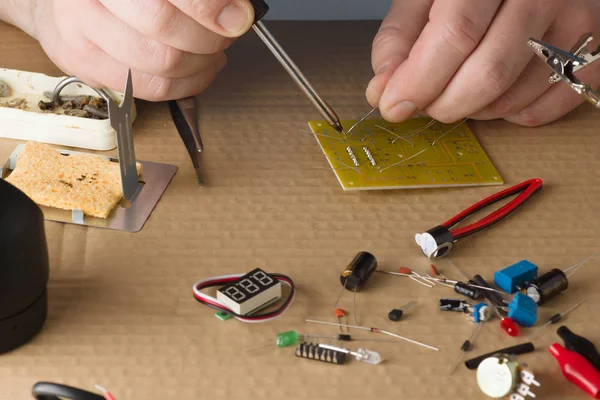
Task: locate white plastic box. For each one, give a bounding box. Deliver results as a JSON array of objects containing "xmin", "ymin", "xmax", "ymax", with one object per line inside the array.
[{"xmin": 0, "ymin": 68, "xmax": 136, "ymax": 151}]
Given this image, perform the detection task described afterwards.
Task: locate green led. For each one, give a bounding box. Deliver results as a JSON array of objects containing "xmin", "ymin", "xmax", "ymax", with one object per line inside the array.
[{"xmin": 276, "ymin": 331, "xmax": 299, "ymax": 347}]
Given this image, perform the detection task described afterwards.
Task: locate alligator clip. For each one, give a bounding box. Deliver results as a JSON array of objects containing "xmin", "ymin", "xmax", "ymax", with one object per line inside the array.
[
  {"xmin": 528, "ymin": 33, "xmax": 600, "ymax": 108},
  {"xmin": 415, "ymin": 178, "xmax": 543, "ymax": 259}
]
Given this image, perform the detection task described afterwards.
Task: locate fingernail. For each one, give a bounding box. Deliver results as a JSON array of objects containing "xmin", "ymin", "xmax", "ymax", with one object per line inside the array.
[
  {"xmin": 389, "ymin": 101, "xmax": 418, "ymax": 119},
  {"xmin": 218, "ymin": 4, "xmax": 249, "ymax": 34}
]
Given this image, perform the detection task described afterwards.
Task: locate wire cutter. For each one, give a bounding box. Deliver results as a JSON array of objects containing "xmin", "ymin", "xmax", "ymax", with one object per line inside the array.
[
  {"xmin": 415, "ymin": 178, "xmax": 543, "ymax": 259},
  {"xmin": 528, "ymin": 33, "xmax": 600, "ymax": 108}
]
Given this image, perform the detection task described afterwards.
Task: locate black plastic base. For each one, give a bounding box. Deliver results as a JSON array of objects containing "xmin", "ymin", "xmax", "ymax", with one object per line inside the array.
[{"xmin": 0, "ymin": 289, "xmax": 47, "ymax": 354}]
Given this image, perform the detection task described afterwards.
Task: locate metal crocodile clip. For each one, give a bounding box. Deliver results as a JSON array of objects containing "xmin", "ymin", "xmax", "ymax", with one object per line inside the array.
[
  {"xmin": 168, "ymin": 97, "xmax": 204, "ymax": 185},
  {"xmin": 528, "ymin": 34, "xmax": 600, "ymax": 108}
]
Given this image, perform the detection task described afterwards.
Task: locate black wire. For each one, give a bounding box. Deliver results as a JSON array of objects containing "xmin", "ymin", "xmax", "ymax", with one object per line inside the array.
[{"xmin": 193, "ymin": 273, "xmax": 295, "ymax": 320}]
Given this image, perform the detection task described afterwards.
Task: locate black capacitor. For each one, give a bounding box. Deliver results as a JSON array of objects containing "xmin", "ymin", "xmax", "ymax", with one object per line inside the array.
[
  {"xmin": 340, "ymin": 251, "xmax": 377, "ymax": 291},
  {"xmin": 526, "ymin": 269, "xmax": 568, "ymax": 305},
  {"xmin": 470, "ymin": 274, "xmax": 504, "ymax": 307},
  {"xmin": 439, "ymin": 298, "xmax": 469, "ymax": 312},
  {"xmin": 454, "ymin": 282, "xmax": 482, "ymax": 300}
]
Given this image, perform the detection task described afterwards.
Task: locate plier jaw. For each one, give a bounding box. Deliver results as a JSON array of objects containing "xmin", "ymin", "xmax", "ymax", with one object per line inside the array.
[{"xmin": 528, "ymin": 34, "xmax": 600, "ymax": 108}]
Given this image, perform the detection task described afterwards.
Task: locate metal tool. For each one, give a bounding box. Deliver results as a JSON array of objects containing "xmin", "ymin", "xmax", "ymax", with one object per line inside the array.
[
  {"xmin": 528, "ymin": 33, "xmax": 600, "ymax": 108},
  {"xmin": 168, "ymin": 97, "xmax": 204, "ymax": 185},
  {"xmin": 51, "ymin": 70, "xmax": 143, "ymax": 202},
  {"xmin": 249, "ymin": 0, "xmax": 344, "ymax": 133}
]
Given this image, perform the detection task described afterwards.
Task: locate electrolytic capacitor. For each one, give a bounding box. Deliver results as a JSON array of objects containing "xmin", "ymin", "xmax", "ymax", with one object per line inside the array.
[
  {"xmin": 525, "ymin": 268, "xmax": 568, "ymax": 305},
  {"xmin": 340, "ymin": 251, "xmax": 377, "ymax": 291},
  {"xmin": 525, "ymin": 253, "xmax": 595, "ymax": 305},
  {"xmin": 454, "ymin": 282, "xmax": 483, "ymax": 300},
  {"xmin": 335, "ymin": 251, "xmax": 378, "ymax": 325}
]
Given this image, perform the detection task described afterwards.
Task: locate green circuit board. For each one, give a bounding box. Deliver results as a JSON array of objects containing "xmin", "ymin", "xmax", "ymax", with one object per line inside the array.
[{"xmin": 309, "ymin": 118, "xmax": 503, "ymax": 191}]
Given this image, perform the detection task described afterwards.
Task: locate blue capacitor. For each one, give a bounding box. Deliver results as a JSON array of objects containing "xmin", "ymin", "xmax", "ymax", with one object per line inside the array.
[
  {"xmin": 508, "ymin": 292, "xmax": 538, "ymax": 327},
  {"xmin": 494, "ymin": 260, "xmax": 539, "ymax": 293}
]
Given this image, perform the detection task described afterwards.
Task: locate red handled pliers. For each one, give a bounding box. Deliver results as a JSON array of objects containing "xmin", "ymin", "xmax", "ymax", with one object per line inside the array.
[{"xmin": 415, "ymin": 178, "xmax": 543, "ymax": 259}]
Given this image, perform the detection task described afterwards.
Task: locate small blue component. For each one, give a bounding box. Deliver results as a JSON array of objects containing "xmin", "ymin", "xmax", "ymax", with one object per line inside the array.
[
  {"xmin": 472, "ymin": 302, "xmax": 487, "ymax": 323},
  {"xmin": 494, "ymin": 260, "xmax": 539, "ymax": 293},
  {"xmin": 508, "ymin": 293, "xmax": 538, "ymax": 327}
]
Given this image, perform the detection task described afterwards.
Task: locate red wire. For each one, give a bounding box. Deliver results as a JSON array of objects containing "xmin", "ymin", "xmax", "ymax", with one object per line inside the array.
[
  {"xmin": 442, "ymin": 178, "xmax": 542, "ymax": 239},
  {"xmin": 193, "ymin": 276, "xmax": 294, "ymax": 322}
]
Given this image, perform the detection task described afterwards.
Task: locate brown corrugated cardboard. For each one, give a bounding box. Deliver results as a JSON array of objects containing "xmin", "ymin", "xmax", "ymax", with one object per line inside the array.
[{"xmin": 1, "ymin": 20, "xmax": 599, "ymax": 400}]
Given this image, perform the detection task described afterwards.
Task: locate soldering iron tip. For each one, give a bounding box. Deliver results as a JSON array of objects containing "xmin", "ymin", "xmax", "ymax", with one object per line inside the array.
[{"xmin": 332, "ymin": 122, "xmax": 344, "ymax": 135}]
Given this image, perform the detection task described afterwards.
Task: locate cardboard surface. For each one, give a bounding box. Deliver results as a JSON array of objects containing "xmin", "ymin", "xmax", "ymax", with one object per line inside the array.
[{"xmin": 1, "ymin": 20, "xmax": 600, "ymax": 400}]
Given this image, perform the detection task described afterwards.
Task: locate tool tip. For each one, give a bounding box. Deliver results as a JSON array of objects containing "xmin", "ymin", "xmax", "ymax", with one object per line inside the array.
[
  {"xmin": 332, "ymin": 122, "xmax": 344, "ymax": 134},
  {"xmin": 195, "ymin": 169, "xmax": 205, "ymax": 186}
]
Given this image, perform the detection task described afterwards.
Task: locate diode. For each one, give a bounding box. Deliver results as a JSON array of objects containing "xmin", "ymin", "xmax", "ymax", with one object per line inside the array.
[
  {"xmin": 305, "ymin": 318, "xmax": 440, "ymax": 351},
  {"xmin": 318, "ymin": 344, "xmax": 382, "ymax": 365},
  {"xmin": 525, "ymin": 253, "xmax": 594, "ymax": 305},
  {"xmin": 334, "ymin": 251, "xmax": 378, "ymax": 324},
  {"xmin": 528, "ymin": 299, "xmax": 587, "ymax": 339},
  {"xmin": 449, "ymin": 323, "xmax": 483, "ymax": 374}
]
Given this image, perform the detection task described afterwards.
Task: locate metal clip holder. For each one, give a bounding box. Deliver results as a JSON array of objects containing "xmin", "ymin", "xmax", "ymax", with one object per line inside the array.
[{"xmin": 528, "ymin": 33, "xmax": 600, "ymax": 108}]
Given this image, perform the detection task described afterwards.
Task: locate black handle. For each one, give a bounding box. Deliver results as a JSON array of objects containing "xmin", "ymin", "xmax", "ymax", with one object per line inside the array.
[
  {"xmin": 558, "ymin": 326, "xmax": 600, "ymax": 371},
  {"xmin": 249, "ymin": 0, "xmax": 269, "ymax": 23},
  {"xmin": 32, "ymin": 382, "xmax": 104, "ymax": 400},
  {"xmin": 464, "ymin": 342, "xmax": 535, "ymax": 370}
]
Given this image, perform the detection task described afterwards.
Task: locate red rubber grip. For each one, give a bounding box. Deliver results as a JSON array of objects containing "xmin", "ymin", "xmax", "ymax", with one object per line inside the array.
[{"xmin": 442, "ymin": 178, "xmax": 542, "ymax": 240}]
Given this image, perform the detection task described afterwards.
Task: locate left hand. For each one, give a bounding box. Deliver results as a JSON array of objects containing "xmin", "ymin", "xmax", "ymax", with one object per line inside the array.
[{"xmin": 367, "ymin": 0, "xmax": 600, "ymax": 127}]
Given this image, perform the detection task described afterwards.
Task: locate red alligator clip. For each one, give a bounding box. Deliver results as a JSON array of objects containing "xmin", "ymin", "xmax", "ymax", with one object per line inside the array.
[
  {"xmin": 415, "ymin": 178, "xmax": 543, "ymax": 258},
  {"xmin": 550, "ymin": 343, "xmax": 600, "ymax": 398}
]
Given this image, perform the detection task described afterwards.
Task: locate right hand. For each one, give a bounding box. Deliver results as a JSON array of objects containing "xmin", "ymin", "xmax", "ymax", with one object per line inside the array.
[{"xmin": 32, "ymin": 0, "xmax": 255, "ymax": 100}]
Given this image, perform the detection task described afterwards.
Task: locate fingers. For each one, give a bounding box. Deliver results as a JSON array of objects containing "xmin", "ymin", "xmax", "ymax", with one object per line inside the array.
[
  {"xmin": 168, "ymin": 0, "xmax": 254, "ymax": 37},
  {"xmin": 58, "ymin": 41, "xmax": 228, "ymax": 101},
  {"xmin": 378, "ymin": 0, "xmax": 502, "ymax": 122},
  {"xmin": 98, "ymin": 0, "xmax": 233, "ymax": 54},
  {"xmin": 504, "ymin": 44, "xmax": 600, "ymax": 127},
  {"xmin": 470, "ymin": 27, "xmax": 576, "ymax": 120},
  {"xmin": 424, "ymin": 0, "xmax": 558, "ymax": 123},
  {"xmin": 366, "ymin": 0, "xmax": 433, "ymax": 107},
  {"xmin": 82, "ymin": 1, "xmax": 224, "ymax": 79}
]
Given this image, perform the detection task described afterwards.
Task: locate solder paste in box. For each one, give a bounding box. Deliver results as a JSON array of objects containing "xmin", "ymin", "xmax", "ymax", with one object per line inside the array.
[{"xmin": 0, "ymin": 68, "xmax": 136, "ymax": 151}]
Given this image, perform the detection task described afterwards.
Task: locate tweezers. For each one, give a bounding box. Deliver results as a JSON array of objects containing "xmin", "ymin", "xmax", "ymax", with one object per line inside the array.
[
  {"xmin": 168, "ymin": 97, "xmax": 204, "ymax": 185},
  {"xmin": 528, "ymin": 33, "xmax": 600, "ymax": 108}
]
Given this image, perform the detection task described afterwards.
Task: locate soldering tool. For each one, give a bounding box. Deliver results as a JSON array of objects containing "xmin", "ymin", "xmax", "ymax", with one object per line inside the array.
[{"xmin": 249, "ymin": 0, "xmax": 344, "ymax": 133}]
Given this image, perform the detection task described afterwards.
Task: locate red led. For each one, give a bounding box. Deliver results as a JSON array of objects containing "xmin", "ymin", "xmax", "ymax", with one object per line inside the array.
[{"xmin": 500, "ymin": 317, "xmax": 519, "ymax": 336}]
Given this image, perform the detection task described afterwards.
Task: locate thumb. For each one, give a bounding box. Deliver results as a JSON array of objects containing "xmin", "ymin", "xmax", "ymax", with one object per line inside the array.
[
  {"xmin": 366, "ymin": 0, "xmax": 432, "ymax": 107},
  {"xmin": 170, "ymin": 0, "xmax": 255, "ymax": 37}
]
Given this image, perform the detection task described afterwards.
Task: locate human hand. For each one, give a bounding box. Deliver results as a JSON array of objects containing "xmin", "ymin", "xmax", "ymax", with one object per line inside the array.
[
  {"xmin": 31, "ymin": 0, "xmax": 255, "ymax": 100},
  {"xmin": 367, "ymin": 0, "xmax": 600, "ymax": 127}
]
